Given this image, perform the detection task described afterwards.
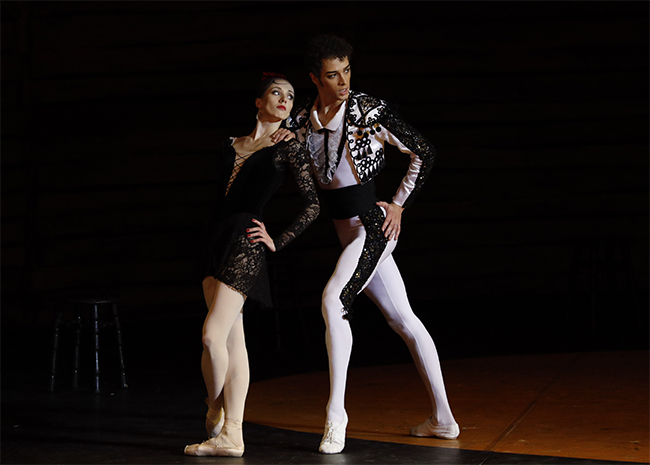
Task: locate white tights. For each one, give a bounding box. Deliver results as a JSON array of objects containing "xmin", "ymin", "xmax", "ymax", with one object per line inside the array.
[
  {"xmin": 322, "ymin": 215, "xmax": 456, "ymax": 427},
  {"xmin": 201, "ymin": 277, "xmax": 249, "ymax": 428}
]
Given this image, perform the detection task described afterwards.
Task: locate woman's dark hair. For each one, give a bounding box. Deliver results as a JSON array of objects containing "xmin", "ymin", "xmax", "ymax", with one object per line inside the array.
[
  {"xmin": 256, "ymin": 72, "xmax": 290, "ymax": 99},
  {"xmin": 305, "ymin": 35, "xmax": 353, "ymax": 77}
]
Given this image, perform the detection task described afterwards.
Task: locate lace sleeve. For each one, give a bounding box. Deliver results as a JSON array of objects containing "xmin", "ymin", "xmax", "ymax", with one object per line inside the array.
[
  {"xmin": 380, "ymin": 104, "xmax": 436, "ymax": 209},
  {"xmin": 273, "ymin": 138, "xmax": 320, "ymax": 252}
]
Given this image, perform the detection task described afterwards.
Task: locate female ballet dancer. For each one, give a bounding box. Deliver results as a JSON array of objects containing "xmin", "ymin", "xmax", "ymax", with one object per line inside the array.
[{"xmin": 184, "ymin": 72, "xmax": 319, "ymax": 457}]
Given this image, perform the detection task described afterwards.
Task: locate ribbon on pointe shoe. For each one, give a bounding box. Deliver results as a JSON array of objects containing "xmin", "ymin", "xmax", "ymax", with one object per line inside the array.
[{"xmin": 205, "ymin": 398, "xmax": 224, "ymax": 438}]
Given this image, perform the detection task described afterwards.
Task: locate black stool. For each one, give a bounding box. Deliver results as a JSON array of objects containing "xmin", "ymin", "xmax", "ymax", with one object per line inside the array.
[{"xmin": 49, "ymin": 292, "xmax": 128, "ymax": 393}]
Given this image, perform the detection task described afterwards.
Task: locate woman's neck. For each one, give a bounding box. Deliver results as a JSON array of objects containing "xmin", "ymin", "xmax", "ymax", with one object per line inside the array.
[{"xmin": 249, "ymin": 119, "xmax": 282, "ymax": 141}]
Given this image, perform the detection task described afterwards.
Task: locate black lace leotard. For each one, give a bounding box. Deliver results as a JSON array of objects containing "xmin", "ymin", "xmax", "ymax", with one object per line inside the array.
[{"xmin": 201, "ymin": 137, "xmax": 319, "ymax": 306}]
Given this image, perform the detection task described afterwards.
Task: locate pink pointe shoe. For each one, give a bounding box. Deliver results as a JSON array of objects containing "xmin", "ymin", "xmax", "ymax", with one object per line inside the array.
[
  {"xmin": 410, "ymin": 417, "xmax": 460, "ymax": 439},
  {"xmin": 184, "ymin": 419, "xmax": 244, "ymax": 457},
  {"xmin": 319, "ymin": 412, "xmax": 348, "ymax": 454}
]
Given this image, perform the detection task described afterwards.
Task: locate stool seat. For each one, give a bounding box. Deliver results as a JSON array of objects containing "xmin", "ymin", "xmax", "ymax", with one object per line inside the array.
[
  {"xmin": 49, "ymin": 291, "xmax": 128, "ymax": 394},
  {"xmin": 56, "ymin": 292, "xmax": 122, "ymax": 305}
]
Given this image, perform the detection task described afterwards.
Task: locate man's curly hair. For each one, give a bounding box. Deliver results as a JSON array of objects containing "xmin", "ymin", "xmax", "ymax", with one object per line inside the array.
[{"xmin": 305, "ymin": 35, "xmax": 354, "ymax": 77}]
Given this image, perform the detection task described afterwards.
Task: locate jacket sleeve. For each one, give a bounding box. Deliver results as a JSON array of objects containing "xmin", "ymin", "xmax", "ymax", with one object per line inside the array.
[
  {"xmin": 378, "ymin": 104, "xmax": 436, "ymax": 209},
  {"xmin": 287, "ymin": 97, "xmax": 313, "ymax": 142},
  {"xmin": 273, "ymin": 139, "xmax": 320, "ymax": 251}
]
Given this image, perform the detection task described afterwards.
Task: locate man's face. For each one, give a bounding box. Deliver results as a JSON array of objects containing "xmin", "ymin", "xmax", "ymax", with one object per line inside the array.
[{"xmin": 311, "ymin": 56, "xmax": 351, "ymax": 104}]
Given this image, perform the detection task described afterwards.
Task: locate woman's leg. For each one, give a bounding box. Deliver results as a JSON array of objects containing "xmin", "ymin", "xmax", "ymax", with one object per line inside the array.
[
  {"xmin": 201, "ymin": 279, "xmax": 248, "ymax": 440},
  {"xmin": 201, "ymin": 277, "xmax": 224, "ymax": 436},
  {"xmin": 219, "ymin": 313, "xmax": 248, "ymax": 446},
  {"xmin": 363, "ymin": 257, "xmax": 459, "ymax": 437},
  {"xmin": 185, "ymin": 278, "xmax": 248, "ymax": 456},
  {"xmin": 201, "ymin": 278, "xmax": 245, "ymax": 411}
]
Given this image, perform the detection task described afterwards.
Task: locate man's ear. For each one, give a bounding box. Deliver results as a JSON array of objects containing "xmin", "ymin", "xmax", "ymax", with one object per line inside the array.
[{"xmin": 309, "ymin": 73, "xmax": 321, "ymax": 87}]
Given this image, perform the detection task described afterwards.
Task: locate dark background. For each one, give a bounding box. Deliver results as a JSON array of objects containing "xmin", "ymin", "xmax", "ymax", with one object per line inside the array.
[{"xmin": 2, "ymin": 1, "xmax": 648, "ymax": 390}]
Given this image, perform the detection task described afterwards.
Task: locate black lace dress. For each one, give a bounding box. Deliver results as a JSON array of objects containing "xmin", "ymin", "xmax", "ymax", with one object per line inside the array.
[{"xmin": 200, "ymin": 137, "xmax": 319, "ymax": 306}]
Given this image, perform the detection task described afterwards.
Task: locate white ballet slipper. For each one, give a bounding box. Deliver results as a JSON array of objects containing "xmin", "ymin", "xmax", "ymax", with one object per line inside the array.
[
  {"xmin": 318, "ymin": 412, "xmax": 348, "ymax": 454},
  {"xmin": 410, "ymin": 416, "xmax": 460, "ymax": 439}
]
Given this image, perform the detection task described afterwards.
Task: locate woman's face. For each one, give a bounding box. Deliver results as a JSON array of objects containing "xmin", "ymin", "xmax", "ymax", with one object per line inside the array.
[{"xmin": 256, "ymin": 79, "xmax": 294, "ymax": 122}]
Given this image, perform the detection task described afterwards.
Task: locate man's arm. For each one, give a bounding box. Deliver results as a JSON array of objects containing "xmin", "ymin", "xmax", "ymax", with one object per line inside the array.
[{"xmin": 377, "ymin": 104, "xmax": 436, "ymax": 239}]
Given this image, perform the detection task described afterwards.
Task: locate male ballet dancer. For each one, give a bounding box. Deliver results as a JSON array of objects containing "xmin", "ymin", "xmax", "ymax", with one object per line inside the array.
[{"xmin": 289, "ymin": 35, "xmax": 460, "ymax": 454}]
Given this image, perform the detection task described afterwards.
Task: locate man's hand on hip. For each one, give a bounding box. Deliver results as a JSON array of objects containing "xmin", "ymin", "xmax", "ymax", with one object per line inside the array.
[{"xmin": 376, "ymin": 201, "xmax": 404, "ymax": 241}]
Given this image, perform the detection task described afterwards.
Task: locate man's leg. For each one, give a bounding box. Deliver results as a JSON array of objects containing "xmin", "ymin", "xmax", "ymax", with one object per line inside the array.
[
  {"xmin": 319, "ymin": 216, "xmax": 396, "ymax": 453},
  {"xmin": 363, "ymin": 256, "xmax": 459, "ymax": 437},
  {"xmin": 321, "ymin": 243, "xmax": 359, "ymax": 426}
]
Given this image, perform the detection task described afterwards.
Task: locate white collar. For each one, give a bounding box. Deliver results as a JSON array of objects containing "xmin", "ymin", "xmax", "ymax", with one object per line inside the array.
[{"xmin": 309, "ymin": 97, "xmax": 347, "ymax": 132}]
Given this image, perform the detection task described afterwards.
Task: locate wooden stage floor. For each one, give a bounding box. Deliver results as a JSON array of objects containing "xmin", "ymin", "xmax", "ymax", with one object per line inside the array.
[
  {"xmin": 245, "ymin": 351, "xmax": 649, "ymax": 463},
  {"xmin": 2, "ymin": 351, "xmax": 647, "ymax": 464}
]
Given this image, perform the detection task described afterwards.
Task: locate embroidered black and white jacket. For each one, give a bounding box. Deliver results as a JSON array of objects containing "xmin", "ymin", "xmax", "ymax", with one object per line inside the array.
[{"xmin": 288, "ymin": 90, "xmax": 435, "ymax": 209}]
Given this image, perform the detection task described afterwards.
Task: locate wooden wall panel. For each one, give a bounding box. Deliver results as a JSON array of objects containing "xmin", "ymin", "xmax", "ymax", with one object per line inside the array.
[
  {"xmin": 30, "ymin": 41, "xmax": 274, "ymax": 78},
  {"xmin": 435, "ymin": 145, "xmax": 647, "ymax": 170},
  {"xmin": 1, "ymin": 1, "xmax": 647, "ymax": 332},
  {"xmin": 36, "ymin": 154, "xmax": 216, "ymax": 188}
]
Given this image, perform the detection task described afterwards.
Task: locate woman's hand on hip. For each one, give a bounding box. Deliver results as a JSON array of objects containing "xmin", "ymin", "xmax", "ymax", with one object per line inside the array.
[
  {"xmin": 247, "ymin": 219, "xmax": 276, "ymax": 252},
  {"xmin": 376, "ymin": 201, "xmax": 404, "ymax": 241}
]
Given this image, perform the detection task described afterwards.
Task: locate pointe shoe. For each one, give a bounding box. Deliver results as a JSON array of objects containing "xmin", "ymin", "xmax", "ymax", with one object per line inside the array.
[
  {"xmin": 410, "ymin": 417, "xmax": 460, "ymax": 439},
  {"xmin": 184, "ymin": 420, "xmax": 244, "ymax": 457},
  {"xmin": 183, "ymin": 437, "xmax": 244, "ymax": 457},
  {"xmin": 205, "ymin": 401, "xmax": 224, "ymax": 438},
  {"xmin": 319, "ymin": 412, "xmax": 348, "ymax": 454}
]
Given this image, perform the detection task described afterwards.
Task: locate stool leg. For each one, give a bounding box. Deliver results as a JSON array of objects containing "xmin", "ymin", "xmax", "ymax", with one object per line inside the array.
[
  {"xmin": 93, "ymin": 304, "xmax": 101, "ymax": 394},
  {"xmin": 111, "ymin": 302, "xmax": 128, "ymax": 389},
  {"xmin": 72, "ymin": 310, "xmax": 82, "ymax": 388},
  {"xmin": 49, "ymin": 308, "xmax": 63, "ymax": 392}
]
